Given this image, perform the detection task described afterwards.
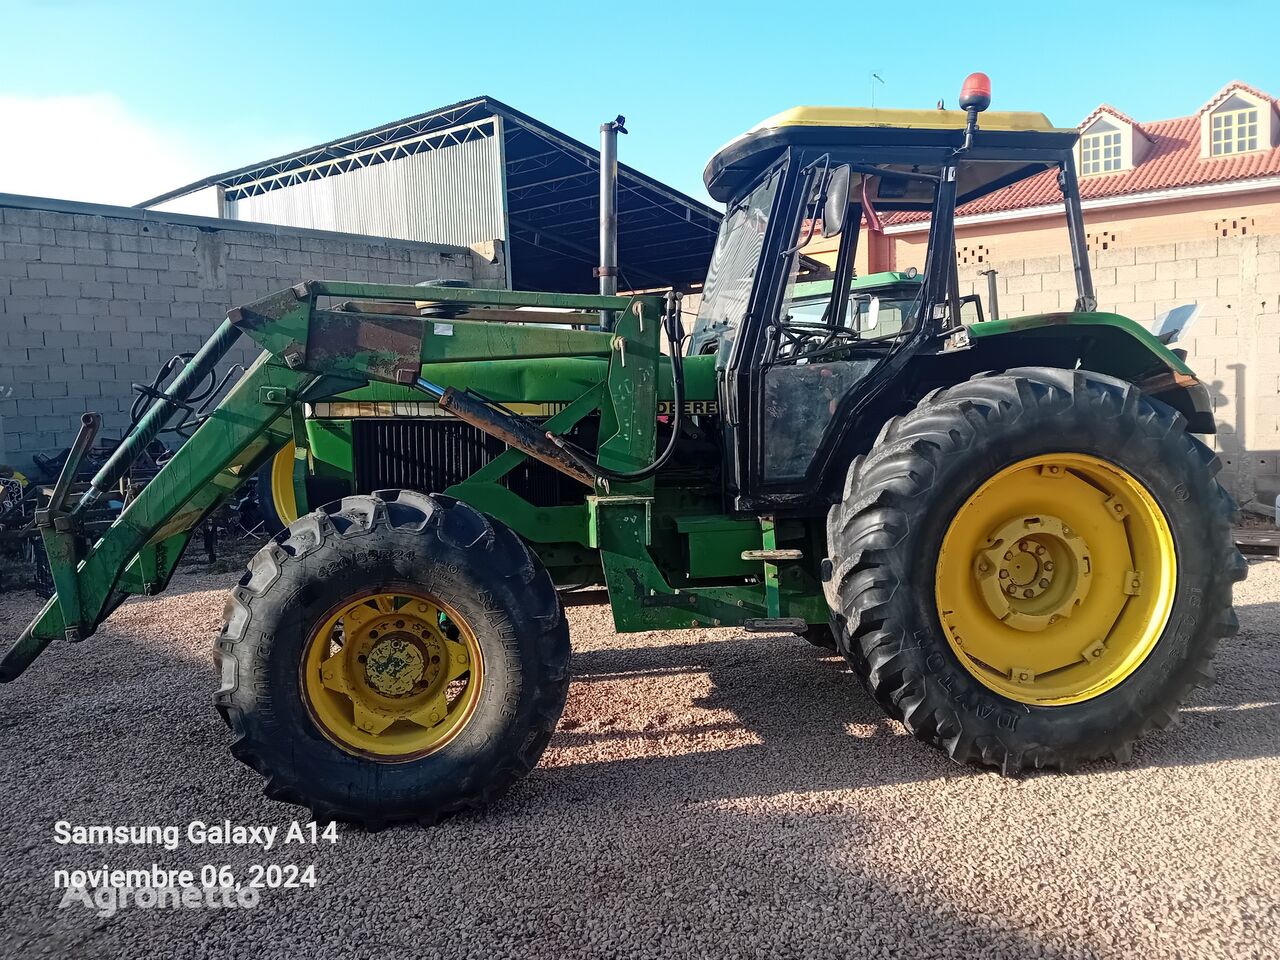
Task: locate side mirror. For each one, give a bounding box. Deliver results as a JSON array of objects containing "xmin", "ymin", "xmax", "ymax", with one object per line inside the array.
[
  {"xmin": 822, "ymin": 165, "xmax": 853, "ymax": 238},
  {"xmin": 957, "ymin": 293, "xmax": 985, "ymax": 324},
  {"xmin": 864, "ymin": 296, "xmax": 881, "ymax": 331}
]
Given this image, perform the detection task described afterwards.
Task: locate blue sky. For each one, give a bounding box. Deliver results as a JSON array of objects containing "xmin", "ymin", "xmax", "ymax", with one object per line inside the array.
[{"xmin": 2, "ymin": 0, "xmax": 1277, "ymax": 206}]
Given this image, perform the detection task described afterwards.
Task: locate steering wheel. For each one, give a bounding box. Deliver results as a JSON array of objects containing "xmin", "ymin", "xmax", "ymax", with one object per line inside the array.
[{"xmin": 775, "ymin": 321, "xmax": 860, "ymax": 360}]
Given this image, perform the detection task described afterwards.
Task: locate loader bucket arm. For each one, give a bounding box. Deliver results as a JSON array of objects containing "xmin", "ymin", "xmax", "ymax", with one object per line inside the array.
[
  {"xmin": 1, "ymin": 281, "xmax": 653, "ymax": 682},
  {"xmin": 0, "ymin": 345, "xmax": 313, "ymax": 680}
]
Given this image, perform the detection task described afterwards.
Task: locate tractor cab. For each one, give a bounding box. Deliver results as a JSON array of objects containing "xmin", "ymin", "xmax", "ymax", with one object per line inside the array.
[{"xmin": 688, "ymin": 76, "xmax": 1095, "ymax": 509}]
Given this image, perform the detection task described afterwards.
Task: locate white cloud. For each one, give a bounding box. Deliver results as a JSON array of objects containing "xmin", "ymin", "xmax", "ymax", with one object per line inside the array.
[{"xmin": 0, "ymin": 92, "xmax": 209, "ymax": 207}]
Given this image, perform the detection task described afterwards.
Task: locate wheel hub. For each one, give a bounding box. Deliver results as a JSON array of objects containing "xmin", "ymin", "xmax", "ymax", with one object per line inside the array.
[
  {"xmin": 301, "ymin": 591, "xmax": 483, "ymax": 761},
  {"xmin": 936, "ymin": 454, "xmax": 1177, "ymax": 705},
  {"xmin": 364, "ymin": 636, "xmax": 428, "ymax": 697},
  {"xmin": 973, "ymin": 514, "xmax": 1092, "ymax": 632}
]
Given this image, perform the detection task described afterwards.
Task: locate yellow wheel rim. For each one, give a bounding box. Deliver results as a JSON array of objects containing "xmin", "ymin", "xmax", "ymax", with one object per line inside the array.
[
  {"xmin": 301, "ymin": 589, "xmax": 484, "ymax": 761},
  {"xmin": 269, "ymin": 442, "xmax": 302, "ymax": 526},
  {"xmin": 935, "ymin": 453, "xmax": 1176, "ymax": 706}
]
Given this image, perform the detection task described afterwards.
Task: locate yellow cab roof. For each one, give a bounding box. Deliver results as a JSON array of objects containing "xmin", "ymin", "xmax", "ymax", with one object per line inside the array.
[
  {"xmin": 703, "ymin": 105, "xmax": 1077, "ymax": 202},
  {"xmin": 754, "ymin": 105, "xmax": 1066, "ymax": 134}
]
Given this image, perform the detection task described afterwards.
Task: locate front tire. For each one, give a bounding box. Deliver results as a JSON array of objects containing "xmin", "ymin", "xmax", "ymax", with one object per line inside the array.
[
  {"xmin": 826, "ymin": 368, "xmax": 1246, "ymax": 773},
  {"xmin": 215, "ymin": 490, "xmax": 570, "ymax": 825}
]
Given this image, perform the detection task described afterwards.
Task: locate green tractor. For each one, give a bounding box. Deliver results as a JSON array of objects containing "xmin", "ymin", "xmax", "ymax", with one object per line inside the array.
[
  {"xmin": 250, "ymin": 269, "xmax": 928, "ymax": 535},
  {"xmin": 3, "ymin": 76, "xmax": 1244, "ymax": 825}
]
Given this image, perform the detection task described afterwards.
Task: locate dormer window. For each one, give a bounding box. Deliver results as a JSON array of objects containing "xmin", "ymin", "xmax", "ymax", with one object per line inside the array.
[
  {"xmin": 1210, "ymin": 95, "xmax": 1260, "ymax": 155},
  {"xmin": 1199, "ymin": 86, "xmax": 1275, "ymax": 158},
  {"xmin": 1081, "ymin": 121, "xmax": 1123, "ymax": 174},
  {"xmin": 1077, "ymin": 112, "xmax": 1143, "ymax": 176}
]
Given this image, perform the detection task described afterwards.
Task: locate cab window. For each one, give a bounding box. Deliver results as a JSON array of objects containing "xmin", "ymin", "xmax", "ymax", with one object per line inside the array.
[{"xmin": 687, "ymin": 164, "xmax": 785, "ymax": 361}]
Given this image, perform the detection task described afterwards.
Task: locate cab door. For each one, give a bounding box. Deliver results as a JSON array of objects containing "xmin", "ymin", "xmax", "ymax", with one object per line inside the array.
[{"xmin": 725, "ymin": 162, "xmax": 956, "ymax": 511}]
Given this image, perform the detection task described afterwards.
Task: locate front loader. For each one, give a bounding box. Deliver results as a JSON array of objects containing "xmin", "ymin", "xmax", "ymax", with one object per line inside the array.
[{"xmin": 2, "ymin": 74, "xmax": 1245, "ymax": 824}]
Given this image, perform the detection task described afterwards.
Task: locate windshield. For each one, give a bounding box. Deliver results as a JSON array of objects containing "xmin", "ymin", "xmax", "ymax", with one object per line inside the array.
[{"xmin": 687, "ymin": 164, "xmax": 784, "ymax": 360}]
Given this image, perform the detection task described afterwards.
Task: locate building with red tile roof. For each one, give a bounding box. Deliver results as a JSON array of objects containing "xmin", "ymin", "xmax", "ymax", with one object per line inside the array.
[{"xmin": 875, "ymin": 81, "xmax": 1280, "ymax": 271}]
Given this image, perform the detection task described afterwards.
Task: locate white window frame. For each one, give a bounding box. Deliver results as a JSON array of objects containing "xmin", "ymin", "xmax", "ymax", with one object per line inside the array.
[
  {"xmin": 1211, "ymin": 106, "xmax": 1260, "ymax": 156},
  {"xmin": 1200, "ymin": 87, "xmax": 1275, "ymax": 159},
  {"xmin": 1081, "ymin": 129, "xmax": 1124, "ymax": 175}
]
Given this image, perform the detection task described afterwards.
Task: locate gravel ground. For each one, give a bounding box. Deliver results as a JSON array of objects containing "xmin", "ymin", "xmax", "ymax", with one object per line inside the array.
[{"xmin": 1, "ymin": 560, "xmax": 1277, "ymax": 960}]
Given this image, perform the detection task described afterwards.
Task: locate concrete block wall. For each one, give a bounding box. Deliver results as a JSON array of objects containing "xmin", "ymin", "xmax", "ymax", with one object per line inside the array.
[
  {"xmin": 958, "ymin": 234, "xmax": 1280, "ymax": 506},
  {"xmin": 0, "ymin": 195, "xmax": 506, "ymax": 475}
]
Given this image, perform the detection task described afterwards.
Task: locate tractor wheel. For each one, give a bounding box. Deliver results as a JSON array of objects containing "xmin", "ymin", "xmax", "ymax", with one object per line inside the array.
[
  {"xmin": 797, "ymin": 624, "xmax": 838, "ymax": 651},
  {"xmin": 214, "ymin": 490, "xmax": 570, "ymax": 825},
  {"xmin": 825, "ymin": 367, "xmax": 1245, "ymax": 774},
  {"xmin": 254, "ymin": 441, "xmax": 303, "ymax": 535}
]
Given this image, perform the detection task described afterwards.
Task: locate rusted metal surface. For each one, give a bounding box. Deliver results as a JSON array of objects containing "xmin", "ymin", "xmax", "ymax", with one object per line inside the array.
[
  {"xmin": 454, "ymin": 308, "xmax": 602, "ymax": 326},
  {"xmin": 227, "ymin": 286, "xmax": 303, "ymax": 332},
  {"xmin": 1137, "ymin": 369, "xmax": 1203, "ymax": 393},
  {"xmin": 437, "ymin": 388, "xmax": 595, "ymax": 488},
  {"xmin": 309, "ymin": 310, "xmax": 426, "ymax": 384},
  {"xmin": 337, "ymin": 300, "xmax": 421, "ymax": 316}
]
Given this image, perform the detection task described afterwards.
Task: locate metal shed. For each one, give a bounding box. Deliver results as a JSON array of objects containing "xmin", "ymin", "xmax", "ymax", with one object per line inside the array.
[{"xmin": 140, "ymin": 97, "xmax": 722, "ymax": 293}]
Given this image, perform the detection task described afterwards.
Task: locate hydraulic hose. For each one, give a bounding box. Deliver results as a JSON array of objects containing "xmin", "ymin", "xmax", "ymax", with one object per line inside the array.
[
  {"xmin": 73, "ymin": 319, "xmax": 242, "ymax": 516},
  {"xmin": 548, "ymin": 293, "xmax": 686, "ymax": 484},
  {"xmin": 416, "ymin": 294, "xmax": 687, "ymax": 489}
]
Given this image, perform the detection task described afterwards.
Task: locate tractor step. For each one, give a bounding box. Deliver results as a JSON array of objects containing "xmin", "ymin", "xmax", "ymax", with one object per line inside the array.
[
  {"xmin": 743, "ymin": 617, "xmax": 809, "ymax": 633},
  {"xmin": 741, "ymin": 548, "xmax": 804, "ymax": 561}
]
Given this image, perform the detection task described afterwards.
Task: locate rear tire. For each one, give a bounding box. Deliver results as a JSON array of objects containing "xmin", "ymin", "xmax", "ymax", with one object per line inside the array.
[
  {"xmin": 825, "ymin": 368, "xmax": 1245, "ymax": 773},
  {"xmin": 797, "ymin": 624, "xmax": 838, "ymax": 651},
  {"xmin": 215, "ymin": 490, "xmax": 570, "ymax": 825}
]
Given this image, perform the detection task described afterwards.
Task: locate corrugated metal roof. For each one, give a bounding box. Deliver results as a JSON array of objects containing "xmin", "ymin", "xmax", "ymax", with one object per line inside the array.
[
  {"xmin": 140, "ymin": 97, "xmax": 722, "ymax": 293},
  {"xmin": 224, "ymin": 130, "xmax": 504, "ymax": 248}
]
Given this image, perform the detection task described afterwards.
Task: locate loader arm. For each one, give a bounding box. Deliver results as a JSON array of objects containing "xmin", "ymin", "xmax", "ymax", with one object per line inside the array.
[{"xmin": 1, "ymin": 282, "xmax": 658, "ymax": 682}]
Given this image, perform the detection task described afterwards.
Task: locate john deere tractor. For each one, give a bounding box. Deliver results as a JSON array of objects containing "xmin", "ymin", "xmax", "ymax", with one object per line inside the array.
[
  {"xmin": 250, "ymin": 269, "xmax": 927, "ymax": 534},
  {"xmin": 2, "ymin": 75, "xmax": 1244, "ymax": 824}
]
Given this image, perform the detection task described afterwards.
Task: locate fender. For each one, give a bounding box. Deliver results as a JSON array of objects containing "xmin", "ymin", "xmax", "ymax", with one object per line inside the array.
[{"xmin": 966, "ymin": 311, "xmax": 1216, "ymax": 433}]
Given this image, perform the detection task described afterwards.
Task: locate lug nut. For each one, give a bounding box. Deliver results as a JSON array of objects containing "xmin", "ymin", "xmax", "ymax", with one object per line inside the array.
[
  {"xmin": 999, "ymin": 570, "xmax": 1009, "ymax": 580},
  {"xmin": 1023, "ymin": 588, "xmax": 1034, "ymax": 598},
  {"xmin": 1039, "ymin": 579, "xmax": 1049, "ymax": 588},
  {"xmin": 1043, "ymin": 561, "xmax": 1055, "ymax": 571}
]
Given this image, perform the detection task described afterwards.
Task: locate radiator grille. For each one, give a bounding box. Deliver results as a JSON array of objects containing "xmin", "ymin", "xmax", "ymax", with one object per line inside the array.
[{"xmin": 351, "ymin": 419, "xmax": 582, "ymax": 508}]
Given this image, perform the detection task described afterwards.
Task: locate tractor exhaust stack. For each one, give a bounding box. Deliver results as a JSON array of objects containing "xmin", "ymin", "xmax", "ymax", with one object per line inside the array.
[{"xmin": 597, "ymin": 115, "xmax": 627, "ymax": 329}]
